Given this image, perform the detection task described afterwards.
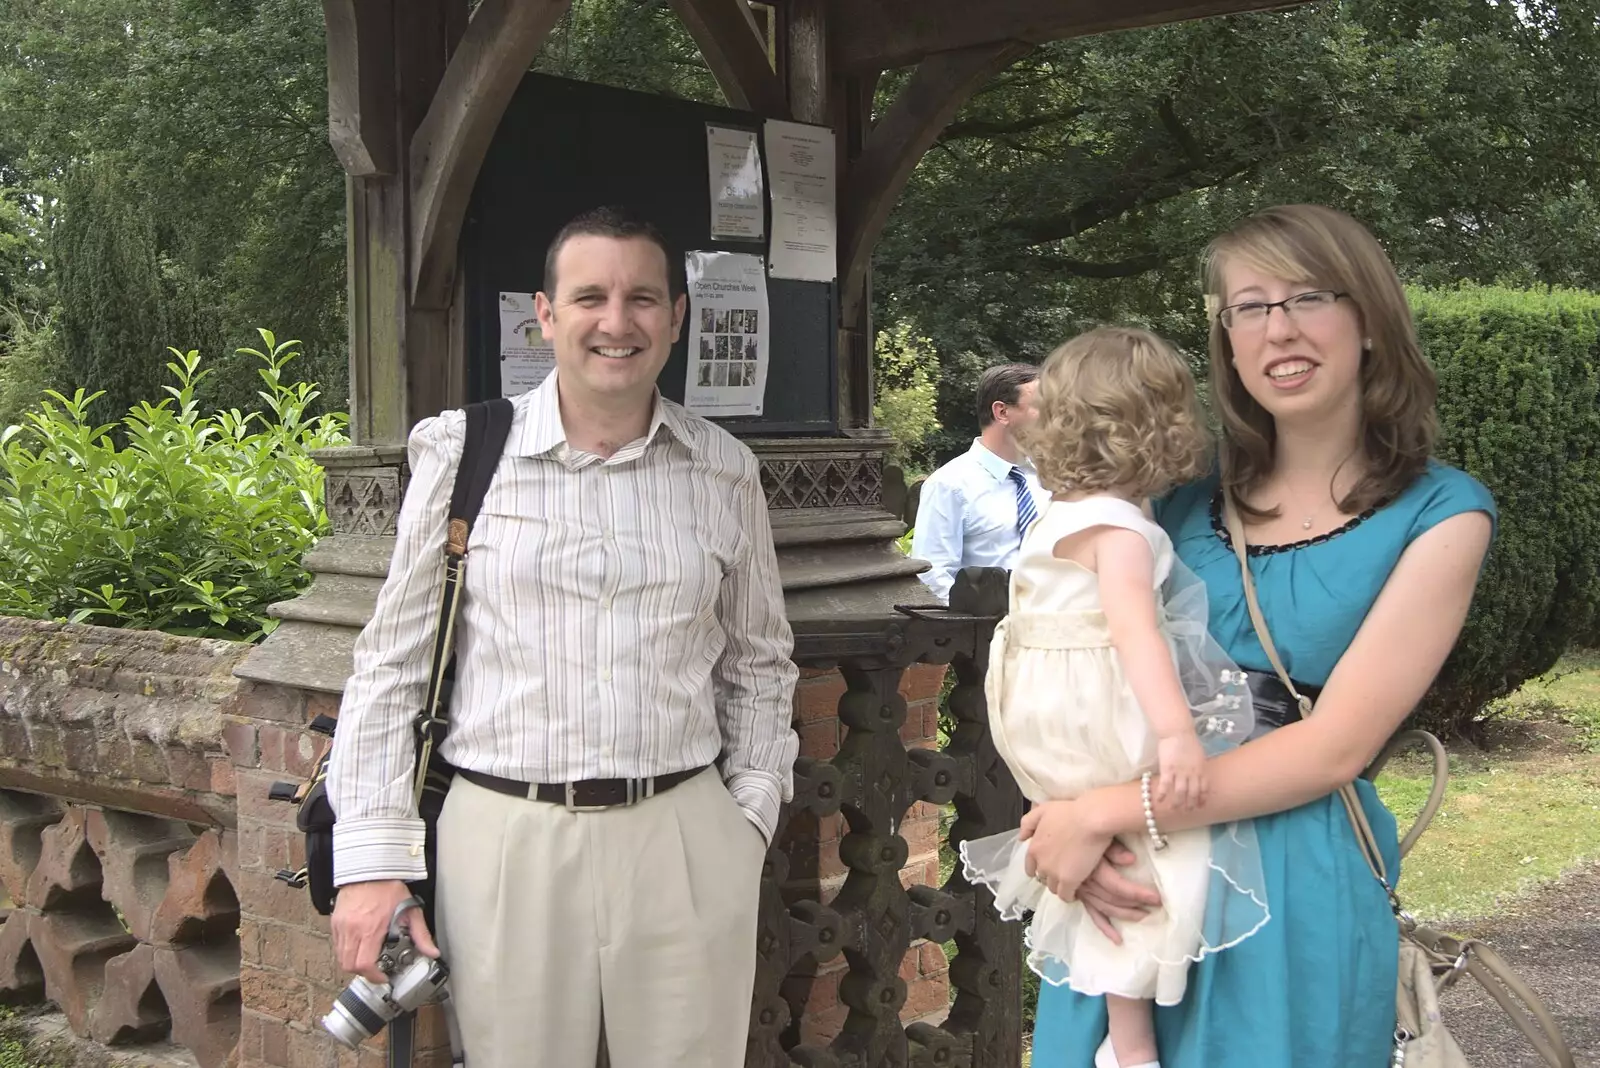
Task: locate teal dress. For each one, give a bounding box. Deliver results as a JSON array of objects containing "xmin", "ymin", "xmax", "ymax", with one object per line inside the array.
[{"xmin": 1030, "ymin": 460, "xmax": 1495, "ymax": 1068}]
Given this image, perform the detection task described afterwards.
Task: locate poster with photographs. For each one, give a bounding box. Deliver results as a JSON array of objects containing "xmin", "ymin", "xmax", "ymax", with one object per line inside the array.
[
  {"xmin": 684, "ymin": 251, "xmax": 769, "ymax": 417},
  {"xmin": 497, "ymin": 292, "xmax": 555, "ymax": 397}
]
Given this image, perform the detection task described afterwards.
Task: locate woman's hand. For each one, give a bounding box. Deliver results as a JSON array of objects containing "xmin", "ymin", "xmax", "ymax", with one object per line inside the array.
[
  {"xmin": 1016, "ymin": 798, "xmax": 1115, "ymax": 903},
  {"xmin": 1020, "ymin": 806, "xmax": 1162, "ymax": 943}
]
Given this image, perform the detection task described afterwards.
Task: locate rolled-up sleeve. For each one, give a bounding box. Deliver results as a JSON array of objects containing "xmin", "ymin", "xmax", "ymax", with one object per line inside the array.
[
  {"xmin": 327, "ymin": 411, "xmax": 464, "ymax": 885},
  {"xmin": 714, "ymin": 450, "xmax": 799, "ymax": 845},
  {"xmin": 910, "ymin": 476, "xmax": 963, "ymax": 603}
]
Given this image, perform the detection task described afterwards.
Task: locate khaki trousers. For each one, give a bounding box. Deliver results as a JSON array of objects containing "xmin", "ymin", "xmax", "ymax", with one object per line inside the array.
[{"xmin": 435, "ymin": 768, "xmax": 766, "ymax": 1068}]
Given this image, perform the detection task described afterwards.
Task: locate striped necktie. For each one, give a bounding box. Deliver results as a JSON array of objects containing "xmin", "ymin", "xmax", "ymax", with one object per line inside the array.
[{"xmin": 1008, "ymin": 466, "xmax": 1038, "ymax": 537}]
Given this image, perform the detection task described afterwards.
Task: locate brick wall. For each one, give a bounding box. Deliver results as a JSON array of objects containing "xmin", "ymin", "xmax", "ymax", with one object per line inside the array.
[
  {"xmin": 226, "ymin": 681, "xmax": 410, "ymax": 1068},
  {"xmin": 0, "ymin": 618, "xmax": 250, "ymax": 1068}
]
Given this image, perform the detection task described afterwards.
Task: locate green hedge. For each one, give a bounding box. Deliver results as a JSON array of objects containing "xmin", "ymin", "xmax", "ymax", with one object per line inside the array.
[{"xmin": 1414, "ymin": 286, "xmax": 1600, "ymax": 734}]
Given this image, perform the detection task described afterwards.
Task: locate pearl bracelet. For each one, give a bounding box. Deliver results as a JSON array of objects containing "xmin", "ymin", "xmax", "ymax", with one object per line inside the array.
[{"xmin": 1141, "ymin": 771, "xmax": 1169, "ymax": 852}]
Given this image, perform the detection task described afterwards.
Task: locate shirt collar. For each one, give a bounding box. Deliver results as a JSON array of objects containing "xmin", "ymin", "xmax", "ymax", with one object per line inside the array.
[
  {"xmin": 507, "ymin": 369, "xmax": 690, "ymax": 458},
  {"xmin": 967, "ymin": 438, "xmax": 1030, "ymax": 482}
]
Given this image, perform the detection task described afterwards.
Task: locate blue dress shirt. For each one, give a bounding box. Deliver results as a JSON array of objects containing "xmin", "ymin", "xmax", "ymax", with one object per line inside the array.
[{"xmin": 910, "ymin": 439, "xmax": 1049, "ymax": 602}]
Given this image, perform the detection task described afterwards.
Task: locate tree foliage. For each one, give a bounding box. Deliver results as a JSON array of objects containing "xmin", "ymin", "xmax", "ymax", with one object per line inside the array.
[
  {"xmin": 0, "ymin": 0, "xmax": 347, "ymax": 413},
  {"xmin": 871, "ymin": 321, "xmax": 942, "ymax": 474},
  {"xmin": 877, "ymin": 0, "xmax": 1600, "ymax": 460}
]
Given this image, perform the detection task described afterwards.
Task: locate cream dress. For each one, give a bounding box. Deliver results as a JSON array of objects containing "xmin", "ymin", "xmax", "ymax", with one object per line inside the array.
[{"xmin": 959, "ymin": 496, "xmax": 1269, "ymax": 1007}]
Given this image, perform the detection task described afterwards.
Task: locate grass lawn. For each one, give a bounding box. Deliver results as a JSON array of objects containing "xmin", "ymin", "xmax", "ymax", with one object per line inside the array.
[{"xmin": 1375, "ymin": 648, "xmax": 1600, "ymax": 924}]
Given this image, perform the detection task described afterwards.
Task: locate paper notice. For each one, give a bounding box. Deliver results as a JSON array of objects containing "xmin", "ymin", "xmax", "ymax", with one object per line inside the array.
[
  {"xmin": 684, "ymin": 251, "xmax": 770, "ymax": 418},
  {"xmin": 498, "ymin": 292, "xmax": 555, "ymax": 397},
  {"xmin": 706, "ymin": 125, "xmax": 764, "ymax": 241},
  {"xmin": 764, "ymin": 119, "xmax": 837, "ymax": 282}
]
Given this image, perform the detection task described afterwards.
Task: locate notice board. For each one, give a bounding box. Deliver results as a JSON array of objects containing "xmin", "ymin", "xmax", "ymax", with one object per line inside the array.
[{"xmin": 463, "ymin": 73, "xmax": 838, "ymax": 435}]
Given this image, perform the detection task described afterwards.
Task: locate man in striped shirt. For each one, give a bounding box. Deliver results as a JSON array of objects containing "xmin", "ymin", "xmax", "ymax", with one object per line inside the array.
[{"xmin": 326, "ymin": 207, "xmax": 799, "ymax": 1066}]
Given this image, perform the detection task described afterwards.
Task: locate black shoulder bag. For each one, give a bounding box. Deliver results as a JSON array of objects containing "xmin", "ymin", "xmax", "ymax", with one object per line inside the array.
[{"xmin": 271, "ymin": 397, "xmax": 516, "ymax": 930}]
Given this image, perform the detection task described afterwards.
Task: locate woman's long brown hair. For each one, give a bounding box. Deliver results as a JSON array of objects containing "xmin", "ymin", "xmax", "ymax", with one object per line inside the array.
[{"xmin": 1203, "ymin": 204, "xmax": 1437, "ymax": 518}]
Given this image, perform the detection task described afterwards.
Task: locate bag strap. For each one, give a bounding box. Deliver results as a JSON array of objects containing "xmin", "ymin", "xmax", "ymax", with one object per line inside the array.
[
  {"xmin": 1223, "ymin": 492, "xmax": 1575, "ymax": 1068},
  {"xmin": 412, "ymin": 398, "xmax": 515, "ymax": 808}
]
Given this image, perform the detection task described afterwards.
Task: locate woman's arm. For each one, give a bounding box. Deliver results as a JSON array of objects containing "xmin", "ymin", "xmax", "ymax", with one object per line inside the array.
[{"xmin": 1022, "ymin": 511, "xmax": 1492, "ymax": 895}]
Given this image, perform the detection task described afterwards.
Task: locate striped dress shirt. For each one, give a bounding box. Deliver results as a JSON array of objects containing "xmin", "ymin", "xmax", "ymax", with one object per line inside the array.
[{"xmin": 327, "ymin": 371, "xmax": 800, "ymax": 886}]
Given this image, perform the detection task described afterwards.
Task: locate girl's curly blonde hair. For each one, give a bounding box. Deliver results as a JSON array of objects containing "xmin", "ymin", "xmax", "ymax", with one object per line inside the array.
[{"xmin": 1018, "ymin": 326, "xmax": 1212, "ymax": 500}]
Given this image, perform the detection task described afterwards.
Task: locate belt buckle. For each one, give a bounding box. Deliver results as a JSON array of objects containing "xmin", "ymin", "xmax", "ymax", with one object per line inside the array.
[{"xmin": 563, "ymin": 781, "xmax": 612, "ymax": 812}]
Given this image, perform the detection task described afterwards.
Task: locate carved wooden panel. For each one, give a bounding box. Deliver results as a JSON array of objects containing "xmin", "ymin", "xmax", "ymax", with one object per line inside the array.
[
  {"xmin": 761, "ymin": 456, "xmax": 884, "ymax": 511},
  {"xmin": 753, "ymin": 568, "xmax": 1017, "ymax": 1067}
]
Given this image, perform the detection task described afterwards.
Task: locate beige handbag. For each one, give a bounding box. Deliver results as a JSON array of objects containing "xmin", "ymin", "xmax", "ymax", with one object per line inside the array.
[{"xmin": 1222, "ymin": 496, "xmax": 1574, "ymax": 1068}]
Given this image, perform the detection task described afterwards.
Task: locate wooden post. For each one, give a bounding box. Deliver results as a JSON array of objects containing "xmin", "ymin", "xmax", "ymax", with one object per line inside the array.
[
  {"xmin": 328, "ymin": 0, "xmax": 468, "ymax": 443},
  {"xmin": 834, "ymin": 72, "xmax": 878, "ymax": 433},
  {"xmin": 328, "ymin": 0, "xmax": 564, "ymax": 443}
]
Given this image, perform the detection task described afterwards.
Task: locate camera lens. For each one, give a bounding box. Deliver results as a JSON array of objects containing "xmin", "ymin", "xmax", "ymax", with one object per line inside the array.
[{"xmin": 321, "ymin": 985, "xmax": 391, "ymax": 1048}]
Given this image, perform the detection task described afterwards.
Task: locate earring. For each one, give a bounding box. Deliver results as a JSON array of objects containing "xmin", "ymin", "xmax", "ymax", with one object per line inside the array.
[{"xmin": 1363, "ymin": 337, "xmax": 1373, "ymax": 351}]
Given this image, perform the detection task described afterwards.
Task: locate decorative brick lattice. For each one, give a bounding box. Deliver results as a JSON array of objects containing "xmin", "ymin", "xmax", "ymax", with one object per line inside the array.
[{"xmin": 0, "ymin": 793, "xmax": 241, "ymax": 1068}]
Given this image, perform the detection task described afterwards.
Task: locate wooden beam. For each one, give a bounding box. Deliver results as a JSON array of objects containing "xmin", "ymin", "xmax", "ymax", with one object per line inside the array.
[
  {"xmin": 785, "ymin": 0, "xmax": 829, "ymax": 125},
  {"xmin": 323, "ymin": 0, "xmax": 397, "ymax": 176},
  {"xmin": 838, "ymin": 43, "xmax": 1029, "ymax": 322},
  {"xmin": 409, "ymin": 0, "xmax": 568, "ymax": 309},
  {"xmin": 830, "ymin": 0, "xmax": 1309, "ymax": 73},
  {"xmin": 668, "ymin": 0, "xmax": 789, "ymax": 116}
]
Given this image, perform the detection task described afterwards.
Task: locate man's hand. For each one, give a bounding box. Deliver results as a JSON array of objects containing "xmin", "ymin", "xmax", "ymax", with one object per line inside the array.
[
  {"xmin": 331, "ymin": 880, "xmax": 438, "ymax": 984},
  {"xmin": 1075, "ymin": 842, "xmax": 1162, "ymax": 944}
]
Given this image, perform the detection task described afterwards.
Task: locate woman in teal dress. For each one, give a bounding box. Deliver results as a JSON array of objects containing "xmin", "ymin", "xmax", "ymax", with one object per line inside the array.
[{"xmin": 1021, "ymin": 205, "xmax": 1496, "ymax": 1068}]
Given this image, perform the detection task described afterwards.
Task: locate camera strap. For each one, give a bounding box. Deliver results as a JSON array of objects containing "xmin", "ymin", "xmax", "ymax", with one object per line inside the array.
[
  {"xmin": 388, "ymin": 1012, "xmax": 417, "ymax": 1068},
  {"xmin": 390, "ymin": 399, "xmax": 513, "ymax": 1068},
  {"xmin": 386, "ymin": 1000, "xmax": 466, "ymax": 1068},
  {"xmin": 413, "ymin": 396, "xmax": 516, "ymax": 809}
]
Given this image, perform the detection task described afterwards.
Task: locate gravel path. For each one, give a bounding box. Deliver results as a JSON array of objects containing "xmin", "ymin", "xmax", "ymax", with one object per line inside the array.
[{"xmin": 1443, "ymin": 862, "xmax": 1600, "ymax": 1067}]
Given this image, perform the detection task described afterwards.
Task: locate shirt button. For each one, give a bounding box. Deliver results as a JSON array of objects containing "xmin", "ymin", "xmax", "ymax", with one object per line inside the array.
[
  {"xmin": 601, "ymin": 668, "xmax": 612, "ymax": 681},
  {"xmin": 603, "ymin": 529, "xmax": 614, "ymax": 541},
  {"xmin": 600, "ymin": 597, "xmax": 612, "ymax": 610}
]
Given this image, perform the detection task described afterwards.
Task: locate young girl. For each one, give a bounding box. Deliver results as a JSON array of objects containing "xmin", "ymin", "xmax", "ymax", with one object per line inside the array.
[{"xmin": 959, "ymin": 327, "xmax": 1269, "ymax": 1068}]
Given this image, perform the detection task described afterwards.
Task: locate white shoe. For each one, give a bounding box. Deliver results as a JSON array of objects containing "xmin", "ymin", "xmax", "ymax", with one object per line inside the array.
[{"xmin": 1096, "ymin": 1035, "xmax": 1160, "ymax": 1068}]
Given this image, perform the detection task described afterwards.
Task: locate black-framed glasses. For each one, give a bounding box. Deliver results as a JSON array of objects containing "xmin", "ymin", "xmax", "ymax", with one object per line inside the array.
[{"xmin": 1217, "ymin": 290, "xmax": 1350, "ymax": 331}]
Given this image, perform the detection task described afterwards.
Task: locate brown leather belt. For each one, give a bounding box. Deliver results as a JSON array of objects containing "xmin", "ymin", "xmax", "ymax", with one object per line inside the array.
[{"xmin": 456, "ymin": 765, "xmax": 709, "ymax": 811}]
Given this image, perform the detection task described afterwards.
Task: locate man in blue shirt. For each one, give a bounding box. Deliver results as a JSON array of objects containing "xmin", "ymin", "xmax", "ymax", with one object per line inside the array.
[{"xmin": 911, "ymin": 363, "xmax": 1047, "ymax": 602}]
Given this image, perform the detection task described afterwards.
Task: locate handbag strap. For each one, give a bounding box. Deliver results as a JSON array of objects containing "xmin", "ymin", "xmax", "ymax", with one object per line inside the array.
[
  {"xmin": 411, "ymin": 398, "xmax": 515, "ymax": 808},
  {"xmin": 1223, "ymin": 493, "xmax": 1575, "ymax": 1068},
  {"xmin": 1221, "ymin": 493, "xmax": 1403, "ymax": 889}
]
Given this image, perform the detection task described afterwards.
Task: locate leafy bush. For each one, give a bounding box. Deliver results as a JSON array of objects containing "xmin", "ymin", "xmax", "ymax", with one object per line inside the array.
[
  {"xmin": 873, "ymin": 320, "xmax": 942, "ymax": 474},
  {"xmin": 1415, "ymin": 286, "xmax": 1600, "ymax": 735},
  {"xmin": 0, "ymin": 330, "xmax": 347, "ymax": 641}
]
